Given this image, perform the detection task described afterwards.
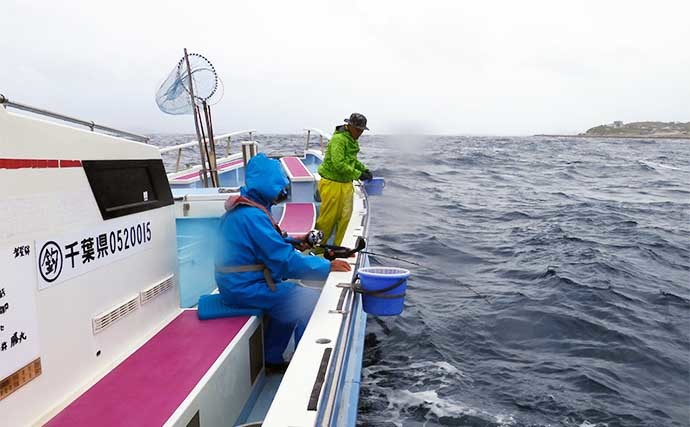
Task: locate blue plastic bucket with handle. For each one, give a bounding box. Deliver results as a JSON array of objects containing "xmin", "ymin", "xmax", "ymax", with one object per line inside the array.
[
  {"xmin": 363, "ymin": 177, "xmax": 385, "ymax": 195},
  {"xmin": 357, "ymin": 267, "xmax": 410, "ymax": 316}
]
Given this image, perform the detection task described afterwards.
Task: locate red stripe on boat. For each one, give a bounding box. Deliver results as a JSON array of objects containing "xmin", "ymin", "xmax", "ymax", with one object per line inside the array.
[
  {"xmin": 0, "ymin": 158, "xmax": 81, "ymax": 169},
  {"xmin": 59, "ymin": 160, "xmax": 82, "ymax": 167},
  {"xmin": 46, "ymin": 311, "xmax": 250, "ymax": 427},
  {"xmin": 282, "ymin": 157, "xmax": 311, "ymax": 179},
  {"xmin": 0, "ymin": 158, "xmax": 30, "ymax": 169}
]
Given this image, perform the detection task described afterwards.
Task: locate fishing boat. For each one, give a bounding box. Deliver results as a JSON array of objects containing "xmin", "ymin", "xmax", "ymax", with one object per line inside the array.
[{"xmin": 0, "ymin": 95, "xmax": 374, "ymax": 426}]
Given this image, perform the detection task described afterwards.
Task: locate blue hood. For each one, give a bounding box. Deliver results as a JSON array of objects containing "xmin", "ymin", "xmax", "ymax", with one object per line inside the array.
[{"xmin": 240, "ymin": 153, "xmax": 289, "ymax": 208}]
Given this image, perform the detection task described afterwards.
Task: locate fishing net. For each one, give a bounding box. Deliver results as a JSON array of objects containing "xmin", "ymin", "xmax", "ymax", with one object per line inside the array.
[{"xmin": 155, "ymin": 53, "xmax": 223, "ymax": 115}]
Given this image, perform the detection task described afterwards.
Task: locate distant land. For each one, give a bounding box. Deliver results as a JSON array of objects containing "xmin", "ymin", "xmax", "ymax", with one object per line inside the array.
[{"xmin": 537, "ymin": 121, "xmax": 690, "ymax": 139}]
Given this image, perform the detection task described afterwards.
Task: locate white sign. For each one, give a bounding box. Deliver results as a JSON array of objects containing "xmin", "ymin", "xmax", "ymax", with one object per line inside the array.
[
  {"xmin": 36, "ymin": 217, "xmax": 155, "ymax": 290},
  {"xmin": 0, "ymin": 242, "xmax": 41, "ymax": 380}
]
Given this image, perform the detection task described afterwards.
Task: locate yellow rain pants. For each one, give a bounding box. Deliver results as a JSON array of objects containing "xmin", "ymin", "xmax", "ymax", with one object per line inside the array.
[{"xmin": 316, "ymin": 178, "xmax": 354, "ymax": 246}]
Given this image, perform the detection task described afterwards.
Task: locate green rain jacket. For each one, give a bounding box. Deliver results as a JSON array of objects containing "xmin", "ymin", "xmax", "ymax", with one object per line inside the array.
[{"xmin": 318, "ymin": 126, "xmax": 367, "ymax": 183}]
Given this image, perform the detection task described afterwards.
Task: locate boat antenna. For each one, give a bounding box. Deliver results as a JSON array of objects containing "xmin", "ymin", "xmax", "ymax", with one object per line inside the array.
[{"xmin": 360, "ymin": 250, "xmax": 493, "ymax": 304}]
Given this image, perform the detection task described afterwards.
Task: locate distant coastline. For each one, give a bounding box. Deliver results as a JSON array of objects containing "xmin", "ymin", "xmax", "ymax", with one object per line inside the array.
[
  {"xmin": 535, "ymin": 133, "xmax": 690, "ymax": 140},
  {"xmin": 536, "ymin": 121, "xmax": 690, "ymax": 140}
]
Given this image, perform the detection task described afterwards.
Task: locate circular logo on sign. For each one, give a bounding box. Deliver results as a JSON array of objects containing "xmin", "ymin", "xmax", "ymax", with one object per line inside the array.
[{"xmin": 38, "ymin": 241, "xmax": 63, "ymax": 283}]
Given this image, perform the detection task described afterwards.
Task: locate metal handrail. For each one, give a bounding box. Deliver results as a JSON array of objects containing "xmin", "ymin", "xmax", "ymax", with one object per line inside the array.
[
  {"xmin": 159, "ymin": 129, "xmax": 256, "ymax": 172},
  {"xmin": 0, "ymin": 94, "xmax": 149, "ymax": 143},
  {"xmin": 317, "ymin": 191, "xmax": 371, "ymax": 425},
  {"xmin": 304, "ymin": 128, "xmax": 331, "ymax": 152}
]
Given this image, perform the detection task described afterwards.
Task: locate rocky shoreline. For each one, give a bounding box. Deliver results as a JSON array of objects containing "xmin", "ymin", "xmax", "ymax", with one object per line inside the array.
[
  {"xmin": 535, "ymin": 133, "xmax": 690, "ymax": 140},
  {"xmin": 537, "ymin": 121, "xmax": 689, "ymax": 140}
]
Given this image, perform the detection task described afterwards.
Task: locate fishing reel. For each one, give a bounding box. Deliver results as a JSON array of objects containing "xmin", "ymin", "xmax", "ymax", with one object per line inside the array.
[
  {"xmin": 297, "ymin": 229, "xmax": 359, "ymax": 260},
  {"xmin": 305, "ymin": 229, "xmax": 324, "ymax": 247},
  {"xmin": 320, "ymin": 236, "xmax": 367, "ymax": 261},
  {"xmin": 284, "ymin": 229, "xmax": 323, "ymax": 249},
  {"xmin": 287, "ymin": 230, "xmax": 366, "ymax": 260}
]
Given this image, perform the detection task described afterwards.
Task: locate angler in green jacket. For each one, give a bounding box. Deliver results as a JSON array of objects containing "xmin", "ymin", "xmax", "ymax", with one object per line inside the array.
[{"xmin": 316, "ymin": 113, "xmax": 373, "ymax": 245}]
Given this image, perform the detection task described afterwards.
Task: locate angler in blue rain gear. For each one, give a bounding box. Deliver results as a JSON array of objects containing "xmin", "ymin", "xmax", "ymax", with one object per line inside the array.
[{"xmin": 215, "ymin": 153, "xmax": 350, "ymax": 367}]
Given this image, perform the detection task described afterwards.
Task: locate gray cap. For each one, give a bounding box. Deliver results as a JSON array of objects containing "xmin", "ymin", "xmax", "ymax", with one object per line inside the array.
[{"xmin": 344, "ymin": 112, "xmax": 369, "ymax": 130}]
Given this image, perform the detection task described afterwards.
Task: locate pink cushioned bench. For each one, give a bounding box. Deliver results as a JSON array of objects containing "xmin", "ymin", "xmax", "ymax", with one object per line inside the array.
[
  {"xmin": 46, "ymin": 311, "xmax": 251, "ymax": 427},
  {"xmin": 280, "ymin": 157, "xmax": 314, "ymax": 182},
  {"xmin": 278, "ymin": 203, "xmax": 316, "ymax": 238},
  {"xmin": 171, "ymin": 158, "xmax": 244, "ymax": 183},
  {"xmin": 280, "ymin": 157, "xmax": 316, "ymax": 202}
]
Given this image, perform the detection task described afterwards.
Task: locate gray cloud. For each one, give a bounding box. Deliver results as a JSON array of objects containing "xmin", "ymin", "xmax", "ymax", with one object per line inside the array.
[{"xmin": 1, "ymin": 0, "xmax": 688, "ymax": 135}]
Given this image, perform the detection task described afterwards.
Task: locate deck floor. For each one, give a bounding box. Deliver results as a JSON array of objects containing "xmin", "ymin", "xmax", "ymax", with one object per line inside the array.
[{"xmin": 238, "ymin": 373, "xmax": 284, "ymax": 425}]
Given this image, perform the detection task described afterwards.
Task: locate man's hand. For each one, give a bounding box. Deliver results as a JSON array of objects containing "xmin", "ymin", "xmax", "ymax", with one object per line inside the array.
[
  {"xmin": 330, "ymin": 259, "xmax": 352, "ymax": 272},
  {"xmin": 359, "ymin": 169, "xmax": 373, "ymax": 181}
]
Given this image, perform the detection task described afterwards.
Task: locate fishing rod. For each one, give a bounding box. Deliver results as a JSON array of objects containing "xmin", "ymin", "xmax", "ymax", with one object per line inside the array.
[
  {"xmin": 359, "ymin": 250, "xmax": 492, "ymax": 303},
  {"xmin": 291, "ymin": 233, "xmax": 492, "ymax": 303}
]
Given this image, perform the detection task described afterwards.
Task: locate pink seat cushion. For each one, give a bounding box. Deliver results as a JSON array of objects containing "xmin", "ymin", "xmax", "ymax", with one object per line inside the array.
[
  {"xmin": 46, "ymin": 311, "xmax": 250, "ymax": 427},
  {"xmin": 174, "ymin": 158, "xmax": 243, "ymax": 181},
  {"xmin": 279, "ymin": 203, "xmax": 316, "ymax": 237},
  {"xmin": 282, "ymin": 157, "xmax": 311, "ymax": 179}
]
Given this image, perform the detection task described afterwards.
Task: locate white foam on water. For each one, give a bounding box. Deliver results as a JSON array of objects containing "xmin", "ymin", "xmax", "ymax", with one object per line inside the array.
[
  {"xmin": 407, "ymin": 360, "xmax": 466, "ymax": 377},
  {"xmin": 362, "ymin": 360, "xmax": 515, "ymax": 426},
  {"xmin": 638, "ymin": 160, "xmax": 689, "ymax": 172},
  {"xmin": 383, "ymin": 388, "xmax": 516, "ymax": 427}
]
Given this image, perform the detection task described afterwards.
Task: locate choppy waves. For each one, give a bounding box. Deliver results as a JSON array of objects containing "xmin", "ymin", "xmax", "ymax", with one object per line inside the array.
[{"xmin": 357, "ymin": 136, "xmax": 690, "ymax": 427}]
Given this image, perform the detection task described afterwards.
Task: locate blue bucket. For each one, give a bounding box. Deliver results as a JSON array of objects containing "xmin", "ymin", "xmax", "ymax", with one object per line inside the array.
[
  {"xmin": 363, "ymin": 177, "xmax": 385, "ymax": 196},
  {"xmin": 358, "ymin": 267, "xmax": 410, "ymax": 316}
]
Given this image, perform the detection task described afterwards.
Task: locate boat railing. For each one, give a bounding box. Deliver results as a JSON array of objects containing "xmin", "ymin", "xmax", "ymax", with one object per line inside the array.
[
  {"xmin": 159, "ymin": 129, "xmax": 256, "ymax": 172},
  {"xmin": 303, "ymin": 128, "xmax": 331, "ymax": 153},
  {"xmin": 0, "ymin": 93, "xmax": 150, "ymax": 143},
  {"xmin": 316, "ymin": 191, "xmax": 370, "ymax": 425}
]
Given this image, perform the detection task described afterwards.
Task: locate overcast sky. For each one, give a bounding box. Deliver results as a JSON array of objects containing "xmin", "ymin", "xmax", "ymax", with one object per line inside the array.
[{"xmin": 2, "ymin": 0, "xmax": 688, "ymax": 135}]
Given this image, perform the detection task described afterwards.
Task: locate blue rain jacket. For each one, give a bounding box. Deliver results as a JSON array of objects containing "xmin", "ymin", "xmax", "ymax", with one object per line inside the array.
[{"xmin": 215, "ymin": 153, "xmax": 330, "ymax": 308}]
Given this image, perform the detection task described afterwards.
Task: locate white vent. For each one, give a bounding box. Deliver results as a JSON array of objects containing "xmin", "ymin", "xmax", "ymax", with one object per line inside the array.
[
  {"xmin": 92, "ymin": 296, "xmax": 139, "ymax": 334},
  {"xmin": 139, "ymin": 274, "xmax": 174, "ymax": 305}
]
